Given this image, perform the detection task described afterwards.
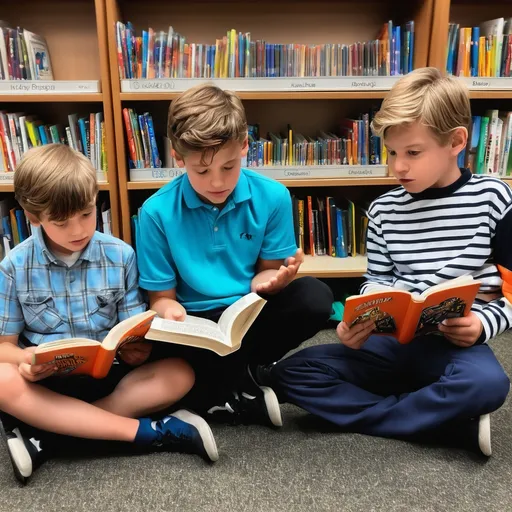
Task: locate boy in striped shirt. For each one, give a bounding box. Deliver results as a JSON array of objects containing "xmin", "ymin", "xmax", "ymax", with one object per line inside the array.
[{"xmin": 265, "ymin": 67, "xmax": 511, "ymax": 456}]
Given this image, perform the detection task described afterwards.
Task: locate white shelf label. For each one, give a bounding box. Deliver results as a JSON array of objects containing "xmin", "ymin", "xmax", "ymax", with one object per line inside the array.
[
  {"xmin": 0, "ymin": 80, "xmax": 100, "ymax": 94},
  {"xmin": 252, "ymin": 165, "xmax": 388, "ymax": 179},
  {"xmin": 129, "ymin": 166, "xmax": 388, "ymax": 182},
  {"xmin": 0, "ymin": 172, "xmax": 107, "ymax": 184},
  {"xmin": 0, "ymin": 172, "xmax": 14, "ymax": 182},
  {"xmin": 130, "ymin": 168, "xmax": 186, "ymax": 181},
  {"xmin": 121, "ymin": 77, "xmax": 399, "ymax": 93},
  {"xmin": 459, "ymin": 77, "xmax": 512, "ymax": 90}
]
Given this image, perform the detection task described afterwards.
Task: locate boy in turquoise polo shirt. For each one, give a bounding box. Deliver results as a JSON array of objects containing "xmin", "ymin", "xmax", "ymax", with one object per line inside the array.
[{"xmin": 137, "ymin": 84, "xmax": 333, "ymax": 427}]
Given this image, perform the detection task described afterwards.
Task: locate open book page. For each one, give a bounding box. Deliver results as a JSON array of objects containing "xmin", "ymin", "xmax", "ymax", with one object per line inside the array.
[
  {"xmin": 149, "ymin": 317, "xmax": 228, "ymax": 345},
  {"xmin": 101, "ymin": 310, "xmax": 157, "ymax": 351},
  {"xmin": 217, "ymin": 293, "xmax": 267, "ymax": 341},
  {"xmin": 35, "ymin": 338, "xmax": 99, "ymax": 353},
  {"xmin": 413, "ymin": 280, "xmax": 481, "ymax": 336},
  {"xmin": 343, "ymin": 289, "xmax": 412, "ymax": 340}
]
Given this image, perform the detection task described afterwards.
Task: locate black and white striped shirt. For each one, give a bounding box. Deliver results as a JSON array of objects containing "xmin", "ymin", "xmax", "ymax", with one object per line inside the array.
[{"xmin": 362, "ymin": 168, "xmax": 512, "ymax": 343}]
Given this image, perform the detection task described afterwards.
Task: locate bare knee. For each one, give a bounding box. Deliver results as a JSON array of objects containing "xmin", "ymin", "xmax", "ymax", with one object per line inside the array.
[
  {"xmin": 155, "ymin": 358, "xmax": 195, "ymax": 396},
  {"xmin": 0, "ymin": 363, "xmax": 26, "ymax": 406}
]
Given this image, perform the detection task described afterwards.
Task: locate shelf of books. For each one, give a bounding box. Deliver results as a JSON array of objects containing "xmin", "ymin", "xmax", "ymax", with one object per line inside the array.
[
  {"xmin": 426, "ymin": 1, "xmax": 512, "ymax": 179},
  {"xmin": 106, "ymin": 0, "xmax": 434, "ymax": 272},
  {"xmin": 0, "ymin": 0, "xmax": 121, "ymax": 242}
]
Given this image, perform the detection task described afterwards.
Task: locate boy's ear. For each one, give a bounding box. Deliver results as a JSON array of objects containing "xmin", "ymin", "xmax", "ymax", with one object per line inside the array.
[
  {"xmin": 24, "ymin": 211, "xmax": 41, "ymax": 227},
  {"xmin": 172, "ymin": 149, "xmax": 186, "ymax": 168},
  {"xmin": 240, "ymin": 136, "xmax": 249, "ymax": 158},
  {"xmin": 450, "ymin": 127, "xmax": 468, "ymax": 156}
]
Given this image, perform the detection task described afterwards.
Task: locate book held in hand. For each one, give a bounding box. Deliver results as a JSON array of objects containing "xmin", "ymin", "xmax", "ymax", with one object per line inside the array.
[
  {"xmin": 32, "ymin": 293, "xmax": 266, "ymax": 378},
  {"xmin": 342, "ymin": 276, "xmax": 481, "ymax": 344}
]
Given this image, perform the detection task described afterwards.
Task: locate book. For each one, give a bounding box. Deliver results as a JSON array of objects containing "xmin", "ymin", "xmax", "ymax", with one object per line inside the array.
[
  {"xmin": 342, "ymin": 275, "xmax": 481, "ymax": 344},
  {"xmin": 145, "ymin": 292, "xmax": 266, "ymax": 356},
  {"xmin": 32, "ymin": 293, "xmax": 267, "ymax": 378}
]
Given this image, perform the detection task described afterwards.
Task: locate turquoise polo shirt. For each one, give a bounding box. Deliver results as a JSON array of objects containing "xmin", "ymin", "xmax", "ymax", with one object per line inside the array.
[{"xmin": 137, "ymin": 168, "xmax": 298, "ymax": 311}]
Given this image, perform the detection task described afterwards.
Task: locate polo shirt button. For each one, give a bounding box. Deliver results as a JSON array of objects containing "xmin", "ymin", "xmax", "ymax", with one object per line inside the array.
[
  {"xmin": 213, "ymin": 207, "xmax": 218, "ymax": 211},
  {"xmin": 214, "ymin": 226, "xmax": 219, "ymax": 232}
]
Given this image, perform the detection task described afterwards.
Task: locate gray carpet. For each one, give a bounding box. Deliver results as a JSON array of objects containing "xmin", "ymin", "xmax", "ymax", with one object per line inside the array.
[{"xmin": 1, "ymin": 329, "xmax": 511, "ymax": 512}]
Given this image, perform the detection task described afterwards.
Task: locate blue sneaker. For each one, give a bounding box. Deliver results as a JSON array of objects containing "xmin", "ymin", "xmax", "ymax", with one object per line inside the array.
[{"xmin": 149, "ymin": 409, "xmax": 219, "ymax": 462}]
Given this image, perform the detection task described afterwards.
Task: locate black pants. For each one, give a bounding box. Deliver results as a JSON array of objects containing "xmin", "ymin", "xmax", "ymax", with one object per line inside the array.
[{"xmin": 151, "ymin": 276, "xmax": 334, "ymax": 414}]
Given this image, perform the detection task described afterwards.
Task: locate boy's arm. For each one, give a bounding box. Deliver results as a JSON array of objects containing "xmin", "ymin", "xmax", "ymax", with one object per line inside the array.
[
  {"xmin": 251, "ymin": 186, "xmax": 298, "ymax": 294},
  {"xmin": 0, "ymin": 265, "xmax": 56, "ymax": 379},
  {"xmin": 0, "ymin": 264, "xmax": 25, "ymax": 364},
  {"xmin": 360, "ymin": 208, "xmax": 396, "ymax": 294},
  {"xmin": 0, "ymin": 334, "xmax": 24, "ymax": 365},
  {"xmin": 473, "ymin": 204, "xmax": 512, "ymax": 343},
  {"xmin": 137, "ymin": 206, "xmax": 178, "ymax": 293},
  {"xmin": 136, "ymin": 206, "xmax": 185, "ymax": 320}
]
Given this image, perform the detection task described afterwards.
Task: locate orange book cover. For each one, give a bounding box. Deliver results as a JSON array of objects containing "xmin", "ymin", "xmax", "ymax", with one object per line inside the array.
[
  {"xmin": 342, "ymin": 276, "xmax": 481, "ymax": 344},
  {"xmin": 32, "ymin": 311, "xmax": 157, "ymax": 379}
]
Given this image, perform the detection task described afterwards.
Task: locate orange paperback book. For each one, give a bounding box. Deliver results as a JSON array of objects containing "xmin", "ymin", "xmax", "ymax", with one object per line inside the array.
[
  {"xmin": 342, "ymin": 275, "xmax": 482, "ymax": 344},
  {"xmin": 32, "ymin": 310, "xmax": 157, "ymax": 378},
  {"xmin": 32, "ymin": 293, "xmax": 267, "ymax": 378}
]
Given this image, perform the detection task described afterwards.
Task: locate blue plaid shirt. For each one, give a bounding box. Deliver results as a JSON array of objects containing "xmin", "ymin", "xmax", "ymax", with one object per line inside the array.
[{"xmin": 0, "ymin": 227, "xmax": 147, "ymax": 345}]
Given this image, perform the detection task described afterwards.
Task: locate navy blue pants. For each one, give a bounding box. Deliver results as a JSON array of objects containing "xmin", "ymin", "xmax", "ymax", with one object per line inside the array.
[{"xmin": 272, "ymin": 334, "xmax": 510, "ymax": 438}]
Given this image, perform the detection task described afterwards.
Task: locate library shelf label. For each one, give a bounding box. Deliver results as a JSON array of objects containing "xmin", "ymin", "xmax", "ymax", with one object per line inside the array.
[
  {"xmin": 0, "ymin": 81, "xmax": 101, "ymax": 94},
  {"xmin": 121, "ymin": 77, "xmax": 400, "ymax": 93}
]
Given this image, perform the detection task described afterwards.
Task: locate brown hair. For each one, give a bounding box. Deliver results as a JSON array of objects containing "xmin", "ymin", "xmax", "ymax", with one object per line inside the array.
[
  {"xmin": 14, "ymin": 144, "xmax": 98, "ymax": 221},
  {"xmin": 167, "ymin": 83, "xmax": 247, "ymax": 165}
]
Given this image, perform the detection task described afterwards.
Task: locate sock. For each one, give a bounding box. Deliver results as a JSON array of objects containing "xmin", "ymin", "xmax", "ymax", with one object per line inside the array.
[{"xmin": 134, "ymin": 418, "xmax": 158, "ymax": 445}]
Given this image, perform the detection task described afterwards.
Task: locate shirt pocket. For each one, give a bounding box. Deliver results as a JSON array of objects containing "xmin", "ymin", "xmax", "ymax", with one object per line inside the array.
[
  {"xmin": 88, "ymin": 288, "xmax": 124, "ymax": 330},
  {"xmin": 20, "ymin": 294, "xmax": 65, "ymax": 334}
]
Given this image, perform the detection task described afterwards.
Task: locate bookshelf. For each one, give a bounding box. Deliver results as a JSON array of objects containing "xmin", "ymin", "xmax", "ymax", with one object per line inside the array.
[
  {"xmin": 105, "ymin": 0, "xmax": 435, "ymax": 280},
  {"xmin": 0, "ymin": 0, "xmax": 121, "ymax": 237}
]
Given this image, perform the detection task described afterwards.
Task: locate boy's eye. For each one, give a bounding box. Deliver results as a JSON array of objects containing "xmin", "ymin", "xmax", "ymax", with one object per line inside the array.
[
  {"xmin": 83, "ymin": 212, "xmax": 92, "ymax": 217},
  {"xmin": 387, "ymin": 150, "xmax": 396, "ymax": 156},
  {"xmin": 53, "ymin": 222, "xmax": 66, "ymax": 227},
  {"xmin": 197, "ymin": 169, "xmax": 208, "ymax": 175},
  {"xmin": 224, "ymin": 166, "xmax": 234, "ymax": 171},
  {"xmin": 408, "ymin": 151, "xmax": 421, "ymax": 156}
]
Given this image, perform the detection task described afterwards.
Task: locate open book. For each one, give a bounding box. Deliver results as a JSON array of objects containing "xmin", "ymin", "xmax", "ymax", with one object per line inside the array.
[
  {"xmin": 342, "ymin": 276, "xmax": 481, "ymax": 344},
  {"xmin": 145, "ymin": 292, "xmax": 267, "ymax": 356},
  {"xmin": 32, "ymin": 293, "xmax": 266, "ymax": 378}
]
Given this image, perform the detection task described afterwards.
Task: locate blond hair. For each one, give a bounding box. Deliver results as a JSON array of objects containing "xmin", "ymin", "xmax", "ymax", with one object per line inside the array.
[
  {"xmin": 167, "ymin": 83, "xmax": 247, "ymax": 165},
  {"xmin": 14, "ymin": 144, "xmax": 98, "ymax": 221},
  {"xmin": 372, "ymin": 67, "xmax": 471, "ymax": 143}
]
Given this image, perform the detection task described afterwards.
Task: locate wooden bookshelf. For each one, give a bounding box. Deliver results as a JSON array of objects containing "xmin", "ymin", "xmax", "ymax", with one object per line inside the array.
[
  {"xmin": 106, "ymin": 0, "xmax": 434, "ymax": 253},
  {"xmin": 0, "ymin": 0, "xmax": 120, "ymax": 237}
]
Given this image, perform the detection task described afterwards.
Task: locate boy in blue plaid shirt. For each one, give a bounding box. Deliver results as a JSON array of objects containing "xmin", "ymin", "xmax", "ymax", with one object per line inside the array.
[{"xmin": 0, "ymin": 145, "xmax": 218, "ymax": 486}]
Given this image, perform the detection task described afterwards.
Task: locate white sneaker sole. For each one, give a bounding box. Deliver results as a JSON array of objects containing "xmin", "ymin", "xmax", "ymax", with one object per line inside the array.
[
  {"xmin": 7, "ymin": 428, "xmax": 32, "ymax": 479},
  {"xmin": 171, "ymin": 410, "xmax": 219, "ymax": 462},
  {"xmin": 478, "ymin": 414, "xmax": 492, "ymax": 457},
  {"xmin": 260, "ymin": 386, "xmax": 283, "ymax": 427}
]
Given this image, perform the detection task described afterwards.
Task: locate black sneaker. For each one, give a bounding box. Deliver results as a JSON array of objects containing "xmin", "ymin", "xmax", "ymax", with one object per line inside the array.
[
  {"xmin": 251, "ymin": 362, "xmax": 276, "ymax": 388},
  {"xmin": 0, "ymin": 422, "xmax": 48, "ymax": 485},
  {"xmin": 206, "ymin": 386, "xmax": 283, "ymax": 427},
  {"xmin": 149, "ymin": 409, "xmax": 219, "ymax": 462}
]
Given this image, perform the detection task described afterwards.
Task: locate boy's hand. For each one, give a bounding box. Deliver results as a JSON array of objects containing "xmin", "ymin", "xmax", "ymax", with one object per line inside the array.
[
  {"xmin": 18, "ymin": 347, "xmax": 58, "ymax": 382},
  {"xmin": 438, "ymin": 312, "xmax": 483, "ymax": 347},
  {"xmin": 163, "ymin": 303, "xmax": 186, "ymax": 321},
  {"xmin": 117, "ymin": 340, "xmax": 153, "ymax": 366},
  {"xmin": 253, "ymin": 249, "xmax": 304, "ymax": 295},
  {"xmin": 336, "ymin": 319, "xmax": 375, "ymax": 350}
]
